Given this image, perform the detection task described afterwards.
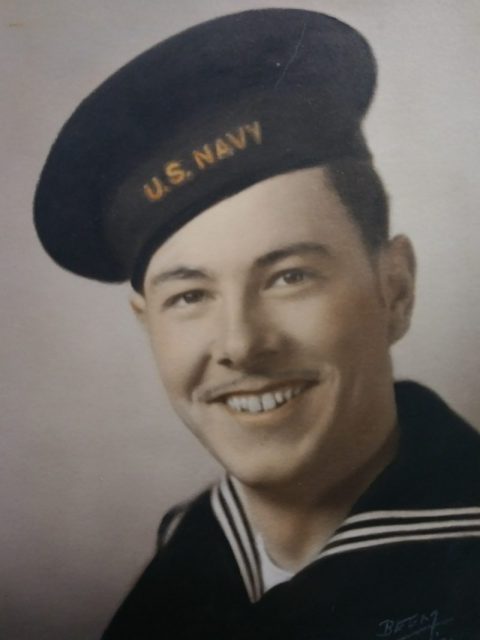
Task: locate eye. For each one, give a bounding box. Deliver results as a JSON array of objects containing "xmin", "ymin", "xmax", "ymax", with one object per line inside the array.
[
  {"xmin": 269, "ymin": 268, "xmax": 310, "ymax": 287},
  {"xmin": 165, "ymin": 289, "xmax": 208, "ymax": 308}
]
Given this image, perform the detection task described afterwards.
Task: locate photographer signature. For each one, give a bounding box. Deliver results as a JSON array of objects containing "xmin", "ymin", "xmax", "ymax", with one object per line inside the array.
[{"xmin": 376, "ymin": 609, "xmax": 454, "ymax": 640}]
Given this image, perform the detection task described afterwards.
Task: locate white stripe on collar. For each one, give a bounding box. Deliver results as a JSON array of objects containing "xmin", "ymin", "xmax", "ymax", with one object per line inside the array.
[
  {"xmin": 211, "ymin": 478, "xmax": 480, "ymax": 602},
  {"xmin": 336, "ymin": 506, "xmax": 480, "ymax": 527},
  {"xmin": 210, "ymin": 477, "xmax": 264, "ymax": 602},
  {"xmin": 320, "ymin": 506, "xmax": 480, "ymax": 559},
  {"xmin": 320, "ymin": 531, "xmax": 480, "ymax": 560},
  {"xmin": 330, "ymin": 516, "xmax": 480, "ymax": 543}
]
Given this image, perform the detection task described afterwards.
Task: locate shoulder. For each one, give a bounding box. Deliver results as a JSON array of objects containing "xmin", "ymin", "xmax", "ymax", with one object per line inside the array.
[
  {"xmin": 155, "ymin": 486, "xmax": 223, "ymax": 551},
  {"xmin": 395, "ymin": 380, "xmax": 480, "ymax": 449},
  {"xmin": 101, "ymin": 484, "xmax": 247, "ymax": 639},
  {"xmin": 395, "ymin": 381, "xmax": 480, "ymax": 502},
  {"xmin": 156, "ymin": 500, "xmax": 191, "ymax": 548}
]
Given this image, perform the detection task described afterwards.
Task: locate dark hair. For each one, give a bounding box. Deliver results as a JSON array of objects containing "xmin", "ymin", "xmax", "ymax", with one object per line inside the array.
[{"xmin": 324, "ymin": 158, "xmax": 389, "ymax": 252}]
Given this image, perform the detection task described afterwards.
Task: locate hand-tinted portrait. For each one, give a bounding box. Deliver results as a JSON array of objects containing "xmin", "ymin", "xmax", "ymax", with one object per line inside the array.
[{"xmin": 3, "ymin": 2, "xmax": 480, "ymax": 639}]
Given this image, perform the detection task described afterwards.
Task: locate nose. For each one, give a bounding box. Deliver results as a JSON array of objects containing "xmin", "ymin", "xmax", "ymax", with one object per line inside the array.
[{"xmin": 213, "ymin": 296, "xmax": 279, "ymax": 370}]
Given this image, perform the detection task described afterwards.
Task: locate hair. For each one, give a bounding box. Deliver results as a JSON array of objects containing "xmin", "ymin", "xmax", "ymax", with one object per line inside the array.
[{"xmin": 324, "ymin": 157, "xmax": 390, "ymax": 253}]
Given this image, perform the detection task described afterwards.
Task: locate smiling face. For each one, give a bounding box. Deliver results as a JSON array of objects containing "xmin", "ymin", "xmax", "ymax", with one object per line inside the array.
[{"xmin": 132, "ymin": 166, "xmax": 415, "ymax": 492}]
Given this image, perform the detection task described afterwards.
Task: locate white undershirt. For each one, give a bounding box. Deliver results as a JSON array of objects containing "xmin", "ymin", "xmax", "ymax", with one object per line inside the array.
[{"xmin": 255, "ymin": 533, "xmax": 295, "ymax": 592}]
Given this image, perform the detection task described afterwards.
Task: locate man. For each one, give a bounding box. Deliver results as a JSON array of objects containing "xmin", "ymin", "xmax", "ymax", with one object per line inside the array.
[{"xmin": 34, "ymin": 8, "xmax": 480, "ymax": 639}]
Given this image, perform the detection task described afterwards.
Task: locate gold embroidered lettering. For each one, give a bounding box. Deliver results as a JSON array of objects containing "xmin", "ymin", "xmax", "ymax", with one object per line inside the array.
[
  {"xmin": 142, "ymin": 120, "xmax": 263, "ymax": 204},
  {"xmin": 226, "ymin": 128, "xmax": 247, "ymax": 150},
  {"xmin": 192, "ymin": 144, "xmax": 216, "ymax": 170},
  {"xmin": 214, "ymin": 137, "xmax": 234, "ymax": 160},
  {"xmin": 244, "ymin": 121, "xmax": 262, "ymax": 145},
  {"xmin": 165, "ymin": 160, "xmax": 187, "ymax": 185},
  {"xmin": 143, "ymin": 176, "xmax": 166, "ymax": 202}
]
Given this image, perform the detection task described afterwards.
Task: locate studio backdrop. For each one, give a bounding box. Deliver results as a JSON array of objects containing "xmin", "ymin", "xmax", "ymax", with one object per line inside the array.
[{"xmin": 1, "ymin": 1, "xmax": 479, "ymax": 639}]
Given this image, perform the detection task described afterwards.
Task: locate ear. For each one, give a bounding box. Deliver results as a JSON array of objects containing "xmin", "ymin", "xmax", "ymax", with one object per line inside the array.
[
  {"xmin": 380, "ymin": 235, "xmax": 416, "ymax": 345},
  {"xmin": 129, "ymin": 291, "xmax": 147, "ymax": 324}
]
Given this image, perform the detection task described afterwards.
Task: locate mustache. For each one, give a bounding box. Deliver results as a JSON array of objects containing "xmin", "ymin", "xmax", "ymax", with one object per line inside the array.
[{"xmin": 200, "ymin": 369, "xmax": 322, "ymax": 403}]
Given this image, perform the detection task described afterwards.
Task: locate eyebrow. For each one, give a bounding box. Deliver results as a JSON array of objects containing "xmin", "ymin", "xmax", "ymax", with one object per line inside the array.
[
  {"xmin": 149, "ymin": 242, "xmax": 332, "ymax": 289},
  {"xmin": 149, "ymin": 266, "xmax": 212, "ymax": 289},
  {"xmin": 254, "ymin": 242, "xmax": 332, "ymax": 268}
]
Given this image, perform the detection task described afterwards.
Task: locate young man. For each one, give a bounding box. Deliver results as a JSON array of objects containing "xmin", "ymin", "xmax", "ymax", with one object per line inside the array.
[{"xmin": 34, "ymin": 9, "xmax": 480, "ymax": 639}]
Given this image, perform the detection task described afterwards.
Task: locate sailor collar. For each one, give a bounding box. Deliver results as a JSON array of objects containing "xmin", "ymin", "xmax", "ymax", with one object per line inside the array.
[{"xmin": 210, "ymin": 382, "xmax": 480, "ymax": 602}]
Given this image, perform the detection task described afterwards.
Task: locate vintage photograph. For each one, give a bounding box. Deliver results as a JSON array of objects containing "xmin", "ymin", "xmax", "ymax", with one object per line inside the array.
[{"xmin": 2, "ymin": 1, "xmax": 480, "ymax": 638}]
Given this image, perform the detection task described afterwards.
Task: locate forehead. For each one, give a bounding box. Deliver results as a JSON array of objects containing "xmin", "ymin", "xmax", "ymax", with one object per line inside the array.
[{"xmin": 144, "ymin": 166, "xmax": 365, "ymax": 280}]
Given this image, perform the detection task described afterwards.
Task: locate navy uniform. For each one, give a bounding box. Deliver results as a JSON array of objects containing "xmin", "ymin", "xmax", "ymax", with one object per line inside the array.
[
  {"xmin": 33, "ymin": 9, "xmax": 480, "ymax": 639},
  {"xmin": 101, "ymin": 383, "xmax": 480, "ymax": 639}
]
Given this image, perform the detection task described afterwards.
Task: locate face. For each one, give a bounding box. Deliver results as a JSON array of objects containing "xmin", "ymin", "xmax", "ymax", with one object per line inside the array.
[{"xmin": 132, "ymin": 167, "xmax": 415, "ymax": 491}]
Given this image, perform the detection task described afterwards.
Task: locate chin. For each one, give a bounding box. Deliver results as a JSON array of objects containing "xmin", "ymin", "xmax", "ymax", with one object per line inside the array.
[
  {"xmin": 223, "ymin": 459, "xmax": 295, "ymax": 491},
  {"xmin": 174, "ymin": 382, "xmax": 339, "ymax": 487},
  {"xmin": 212, "ymin": 434, "xmax": 320, "ymax": 492}
]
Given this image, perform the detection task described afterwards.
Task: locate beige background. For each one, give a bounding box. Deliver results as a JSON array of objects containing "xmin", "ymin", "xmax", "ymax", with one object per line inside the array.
[{"xmin": 2, "ymin": 1, "xmax": 479, "ymax": 638}]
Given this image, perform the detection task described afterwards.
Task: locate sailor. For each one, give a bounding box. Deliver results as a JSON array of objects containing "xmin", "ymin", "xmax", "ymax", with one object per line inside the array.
[{"xmin": 34, "ymin": 9, "xmax": 480, "ymax": 639}]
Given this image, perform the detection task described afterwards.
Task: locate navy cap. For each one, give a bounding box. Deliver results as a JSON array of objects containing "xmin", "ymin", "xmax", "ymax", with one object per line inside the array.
[{"xmin": 34, "ymin": 8, "xmax": 376, "ymax": 291}]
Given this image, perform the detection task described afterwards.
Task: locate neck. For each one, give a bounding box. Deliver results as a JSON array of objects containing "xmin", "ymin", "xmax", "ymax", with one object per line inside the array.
[{"xmin": 235, "ymin": 420, "xmax": 398, "ymax": 572}]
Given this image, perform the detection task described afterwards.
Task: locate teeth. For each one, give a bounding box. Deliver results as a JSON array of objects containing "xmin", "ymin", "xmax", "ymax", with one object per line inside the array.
[
  {"xmin": 248, "ymin": 396, "xmax": 262, "ymax": 413},
  {"xmin": 261, "ymin": 393, "xmax": 277, "ymax": 411},
  {"xmin": 226, "ymin": 396, "xmax": 242, "ymax": 411},
  {"xmin": 225, "ymin": 383, "xmax": 309, "ymax": 414}
]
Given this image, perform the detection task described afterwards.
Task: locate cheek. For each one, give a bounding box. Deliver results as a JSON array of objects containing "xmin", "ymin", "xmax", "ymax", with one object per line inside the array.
[
  {"xmin": 276, "ymin": 285, "xmax": 388, "ymax": 360},
  {"xmin": 147, "ymin": 320, "xmax": 210, "ymax": 396},
  {"xmin": 329, "ymin": 289, "xmax": 390, "ymax": 368}
]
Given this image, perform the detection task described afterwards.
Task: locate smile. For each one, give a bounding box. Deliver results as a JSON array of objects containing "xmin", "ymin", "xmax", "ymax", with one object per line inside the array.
[{"xmin": 223, "ymin": 382, "xmax": 312, "ymax": 414}]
